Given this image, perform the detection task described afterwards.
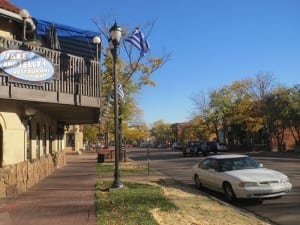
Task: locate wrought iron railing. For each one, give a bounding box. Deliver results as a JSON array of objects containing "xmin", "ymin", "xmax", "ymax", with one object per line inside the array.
[{"xmin": 0, "ymin": 37, "xmax": 101, "ymax": 98}]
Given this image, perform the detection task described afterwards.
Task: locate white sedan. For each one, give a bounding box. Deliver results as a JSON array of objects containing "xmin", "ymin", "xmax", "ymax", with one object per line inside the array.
[{"xmin": 192, "ymin": 154, "xmax": 292, "ymax": 202}]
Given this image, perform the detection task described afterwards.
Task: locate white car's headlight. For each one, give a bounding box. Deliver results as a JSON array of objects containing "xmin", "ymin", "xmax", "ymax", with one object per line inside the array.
[
  {"xmin": 280, "ymin": 178, "xmax": 290, "ymax": 184},
  {"xmin": 239, "ymin": 182, "xmax": 259, "ymax": 187}
]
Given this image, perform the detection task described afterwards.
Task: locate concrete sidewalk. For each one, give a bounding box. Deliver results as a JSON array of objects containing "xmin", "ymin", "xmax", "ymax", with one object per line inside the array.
[{"xmin": 0, "ymin": 153, "xmax": 98, "ymax": 225}]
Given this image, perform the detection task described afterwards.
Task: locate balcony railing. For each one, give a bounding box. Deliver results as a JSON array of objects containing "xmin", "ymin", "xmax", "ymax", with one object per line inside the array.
[{"xmin": 0, "ymin": 37, "xmax": 101, "ymax": 100}]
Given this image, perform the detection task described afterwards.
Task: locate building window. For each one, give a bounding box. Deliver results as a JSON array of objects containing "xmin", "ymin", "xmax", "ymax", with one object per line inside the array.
[
  {"xmin": 0, "ymin": 125, "xmax": 3, "ymax": 168},
  {"xmin": 26, "ymin": 121, "xmax": 32, "ymax": 161},
  {"xmin": 36, "ymin": 123, "xmax": 40, "ymax": 160}
]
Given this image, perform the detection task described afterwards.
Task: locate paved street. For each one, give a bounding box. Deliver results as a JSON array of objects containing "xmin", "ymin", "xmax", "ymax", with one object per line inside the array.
[
  {"xmin": 0, "ymin": 149, "xmax": 298, "ymax": 225},
  {"xmin": 128, "ymin": 148, "xmax": 300, "ymax": 225}
]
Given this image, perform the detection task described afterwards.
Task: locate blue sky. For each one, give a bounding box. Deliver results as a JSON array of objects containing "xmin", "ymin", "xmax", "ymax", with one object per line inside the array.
[{"xmin": 11, "ymin": 0, "xmax": 300, "ymax": 125}]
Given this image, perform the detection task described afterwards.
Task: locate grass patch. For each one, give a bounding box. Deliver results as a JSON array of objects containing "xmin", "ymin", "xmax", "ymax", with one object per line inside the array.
[
  {"xmin": 95, "ymin": 163, "xmax": 268, "ymax": 225},
  {"xmin": 96, "ymin": 180, "xmax": 176, "ymax": 225},
  {"xmin": 96, "ymin": 163, "xmax": 157, "ymax": 175}
]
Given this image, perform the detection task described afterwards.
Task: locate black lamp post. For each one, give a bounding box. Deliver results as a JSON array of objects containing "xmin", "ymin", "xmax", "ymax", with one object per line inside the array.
[
  {"xmin": 19, "ymin": 9, "xmax": 29, "ymax": 41},
  {"xmin": 93, "ymin": 36, "xmax": 101, "ymax": 61},
  {"xmin": 93, "ymin": 36, "xmax": 102, "ymax": 138},
  {"xmin": 109, "ymin": 22, "xmax": 123, "ymax": 188}
]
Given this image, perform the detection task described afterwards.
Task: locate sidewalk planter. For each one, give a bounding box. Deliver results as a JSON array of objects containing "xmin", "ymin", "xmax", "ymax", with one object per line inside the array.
[
  {"xmin": 98, "ymin": 149, "xmax": 114, "ymax": 162},
  {"xmin": 97, "ymin": 153, "xmax": 105, "ymax": 163},
  {"xmin": 96, "ymin": 149, "xmax": 126, "ymax": 162}
]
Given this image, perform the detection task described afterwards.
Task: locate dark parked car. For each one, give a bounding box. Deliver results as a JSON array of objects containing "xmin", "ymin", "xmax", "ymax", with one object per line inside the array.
[
  {"xmin": 183, "ymin": 141, "xmax": 220, "ymax": 157},
  {"xmin": 207, "ymin": 141, "xmax": 228, "ymax": 152},
  {"xmin": 172, "ymin": 142, "xmax": 182, "ymax": 150},
  {"xmin": 182, "ymin": 141, "xmax": 201, "ymax": 156},
  {"xmin": 183, "ymin": 141, "xmax": 210, "ymax": 156}
]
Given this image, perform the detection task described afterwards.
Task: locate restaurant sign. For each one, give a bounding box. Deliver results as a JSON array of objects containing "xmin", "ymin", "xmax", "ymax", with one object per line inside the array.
[{"xmin": 0, "ymin": 50, "xmax": 55, "ymax": 84}]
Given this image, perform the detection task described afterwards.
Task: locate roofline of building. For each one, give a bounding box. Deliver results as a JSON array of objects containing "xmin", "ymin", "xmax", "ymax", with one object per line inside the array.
[{"xmin": 0, "ymin": 7, "xmax": 35, "ymax": 31}]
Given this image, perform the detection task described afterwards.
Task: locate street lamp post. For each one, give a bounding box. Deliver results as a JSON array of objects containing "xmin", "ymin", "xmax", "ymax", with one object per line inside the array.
[
  {"xmin": 93, "ymin": 36, "xmax": 101, "ymax": 61},
  {"xmin": 109, "ymin": 22, "xmax": 123, "ymax": 188},
  {"xmin": 19, "ymin": 9, "xmax": 30, "ymax": 41},
  {"xmin": 93, "ymin": 36, "xmax": 102, "ymax": 140}
]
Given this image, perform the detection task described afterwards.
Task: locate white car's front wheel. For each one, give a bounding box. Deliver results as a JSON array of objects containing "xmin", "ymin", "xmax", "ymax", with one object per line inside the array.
[
  {"xmin": 194, "ymin": 175, "xmax": 202, "ymax": 190},
  {"xmin": 223, "ymin": 182, "xmax": 236, "ymax": 202}
]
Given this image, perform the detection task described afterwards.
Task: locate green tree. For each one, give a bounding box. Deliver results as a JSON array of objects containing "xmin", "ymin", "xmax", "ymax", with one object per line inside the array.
[
  {"xmin": 122, "ymin": 123, "xmax": 150, "ymax": 146},
  {"xmin": 186, "ymin": 117, "xmax": 209, "ymax": 141},
  {"xmin": 190, "ymin": 91, "xmax": 215, "ymax": 137},
  {"xmin": 190, "ymin": 72, "xmax": 276, "ymax": 150},
  {"xmin": 261, "ymin": 87, "xmax": 290, "ymax": 151},
  {"xmin": 93, "ymin": 21, "xmax": 170, "ymax": 152},
  {"xmin": 97, "ymin": 22, "xmax": 170, "ymax": 125},
  {"xmin": 83, "ymin": 125, "xmax": 99, "ymax": 144},
  {"xmin": 151, "ymin": 120, "xmax": 171, "ymax": 147},
  {"xmin": 287, "ymin": 85, "xmax": 300, "ymax": 148}
]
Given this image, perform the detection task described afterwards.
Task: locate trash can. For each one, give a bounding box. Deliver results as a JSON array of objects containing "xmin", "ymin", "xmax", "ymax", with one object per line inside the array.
[{"xmin": 97, "ymin": 153, "xmax": 105, "ymax": 163}]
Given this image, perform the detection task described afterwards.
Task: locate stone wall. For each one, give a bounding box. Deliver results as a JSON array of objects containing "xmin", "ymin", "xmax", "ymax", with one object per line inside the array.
[{"xmin": 0, "ymin": 151, "xmax": 66, "ymax": 198}]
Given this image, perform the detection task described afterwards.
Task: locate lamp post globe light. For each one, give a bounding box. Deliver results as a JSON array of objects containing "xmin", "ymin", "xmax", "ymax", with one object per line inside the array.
[
  {"xmin": 109, "ymin": 22, "xmax": 123, "ymax": 188},
  {"xmin": 92, "ymin": 36, "xmax": 101, "ymax": 61},
  {"xmin": 19, "ymin": 9, "xmax": 30, "ymax": 41}
]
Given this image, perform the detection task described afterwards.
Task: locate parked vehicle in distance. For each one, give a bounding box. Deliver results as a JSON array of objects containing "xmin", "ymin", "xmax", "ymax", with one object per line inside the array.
[
  {"xmin": 192, "ymin": 154, "xmax": 292, "ymax": 203},
  {"xmin": 182, "ymin": 141, "xmax": 215, "ymax": 157},
  {"xmin": 182, "ymin": 141, "xmax": 202, "ymax": 156},
  {"xmin": 207, "ymin": 141, "xmax": 228, "ymax": 152},
  {"xmin": 172, "ymin": 142, "xmax": 182, "ymax": 150},
  {"xmin": 139, "ymin": 142, "xmax": 148, "ymax": 148},
  {"xmin": 217, "ymin": 142, "xmax": 228, "ymax": 151}
]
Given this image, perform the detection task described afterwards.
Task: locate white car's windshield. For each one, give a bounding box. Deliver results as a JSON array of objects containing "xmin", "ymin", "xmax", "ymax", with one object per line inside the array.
[{"xmin": 219, "ymin": 157, "xmax": 260, "ymax": 172}]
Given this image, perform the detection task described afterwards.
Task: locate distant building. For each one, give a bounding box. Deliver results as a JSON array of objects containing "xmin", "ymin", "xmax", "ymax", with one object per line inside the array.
[{"xmin": 171, "ymin": 122, "xmax": 187, "ymax": 143}]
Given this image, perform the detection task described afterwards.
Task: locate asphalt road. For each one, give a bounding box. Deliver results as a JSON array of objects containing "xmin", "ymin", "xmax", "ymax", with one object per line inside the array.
[{"xmin": 127, "ymin": 148, "xmax": 300, "ymax": 225}]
